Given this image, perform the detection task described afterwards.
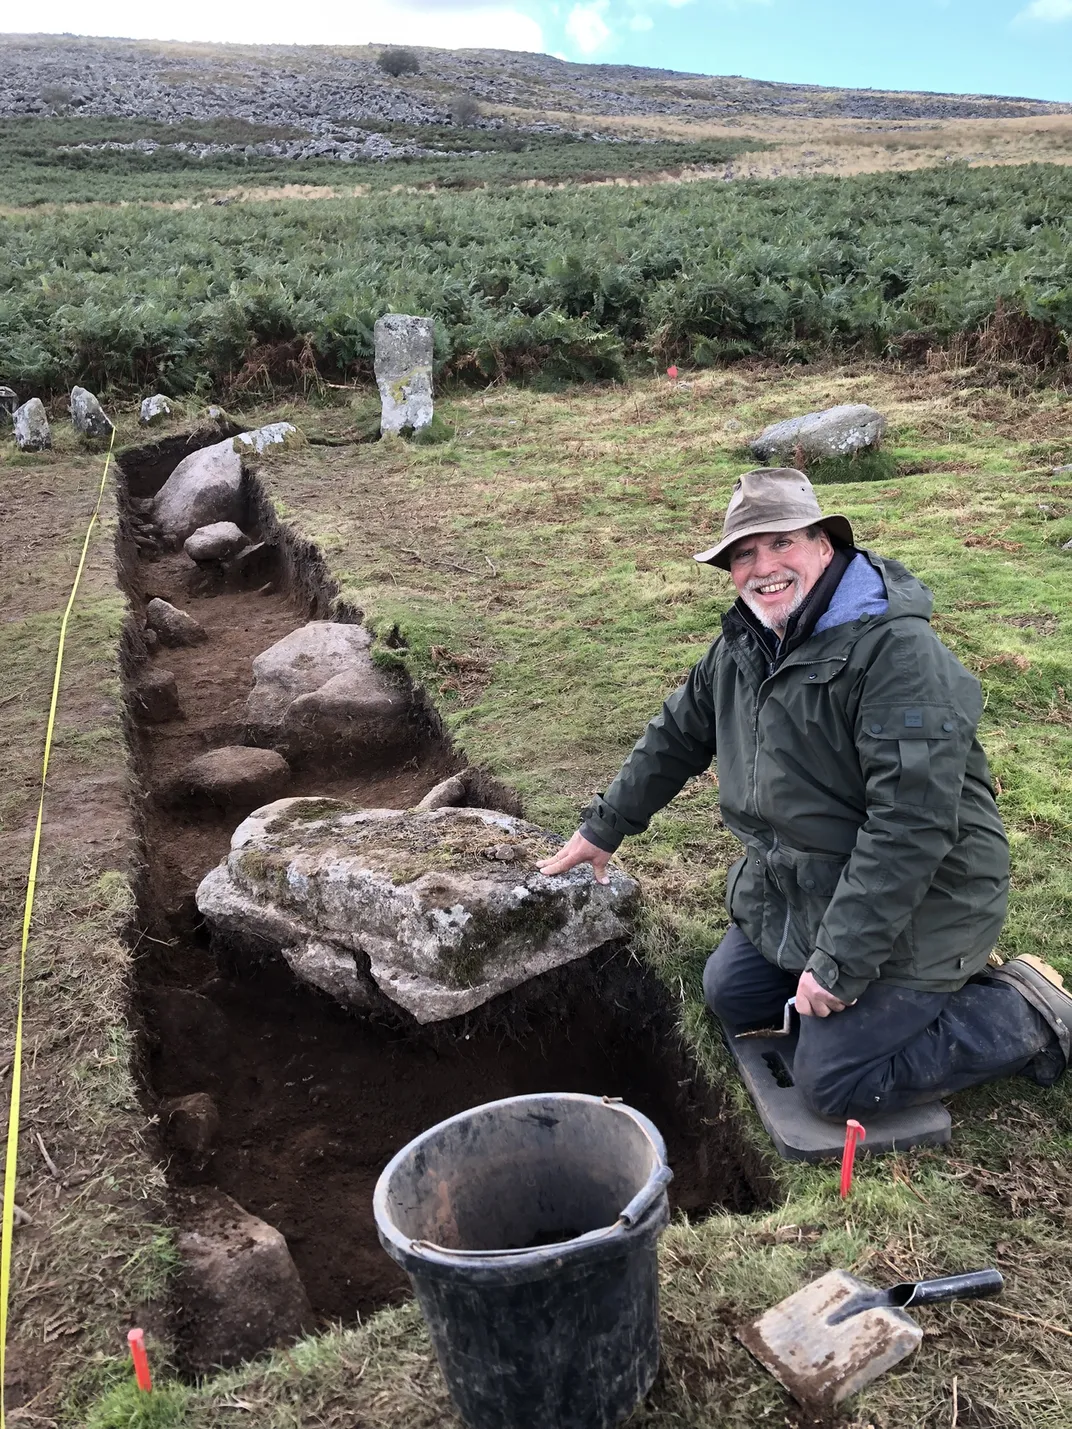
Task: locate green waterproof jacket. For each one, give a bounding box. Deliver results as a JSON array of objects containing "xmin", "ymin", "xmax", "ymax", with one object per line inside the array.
[{"xmin": 580, "ymin": 550, "xmax": 1010, "ymax": 1004}]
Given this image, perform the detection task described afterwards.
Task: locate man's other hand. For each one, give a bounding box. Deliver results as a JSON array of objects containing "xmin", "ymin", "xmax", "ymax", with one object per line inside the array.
[
  {"xmin": 538, "ymin": 831, "xmax": 612, "ymax": 885},
  {"xmin": 795, "ymin": 969, "xmax": 849, "ymax": 1017}
]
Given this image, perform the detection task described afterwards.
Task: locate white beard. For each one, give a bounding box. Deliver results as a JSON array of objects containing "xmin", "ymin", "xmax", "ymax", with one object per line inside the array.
[{"xmin": 742, "ymin": 576, "xmax": 806, "ymax": 634}]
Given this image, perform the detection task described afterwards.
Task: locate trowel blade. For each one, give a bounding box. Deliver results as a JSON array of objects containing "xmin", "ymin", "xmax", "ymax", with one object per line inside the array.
[{"xmin": 735, "ymin": 1269, "xmax": 924, "ymax": 1408}]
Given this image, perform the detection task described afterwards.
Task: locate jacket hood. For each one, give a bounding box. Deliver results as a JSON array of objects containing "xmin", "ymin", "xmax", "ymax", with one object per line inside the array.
[{"xmin": 858, "ymin": 548, "xmax": 934, "ymax": 626}]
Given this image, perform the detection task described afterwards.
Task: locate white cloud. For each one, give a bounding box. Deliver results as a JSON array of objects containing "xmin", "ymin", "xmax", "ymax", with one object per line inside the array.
[
  {"xmin": 629, "ymin": 12, "xmax": 655, "ymax": 27},
  {"xmin": 5, "ymin": 0, "xmax": 547, "ymax": 50},
  {"xmin": 565, "ymin": 0, "xmax": 613, "ymax": 54},
  {"xmin": 1014, "ymin": 0, "xmax": 1072, "ymax": 19}
]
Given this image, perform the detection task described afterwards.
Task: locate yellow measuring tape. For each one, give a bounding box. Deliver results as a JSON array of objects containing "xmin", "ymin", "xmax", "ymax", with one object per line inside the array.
[{"xmin": 0, "ymin": 427, "xmax": 116, "ymax": 1423}]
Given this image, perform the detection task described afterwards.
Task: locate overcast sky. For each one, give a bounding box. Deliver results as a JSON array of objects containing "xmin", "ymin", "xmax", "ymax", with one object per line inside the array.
[{"xmin": 6, "ymin": 0, "xmax": 1071, "ymax": 102}]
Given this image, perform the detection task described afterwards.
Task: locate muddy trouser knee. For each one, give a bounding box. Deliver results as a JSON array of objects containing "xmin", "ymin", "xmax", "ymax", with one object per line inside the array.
[
  {"xmin": 703, "ymin": 925, "xmax": 797, "ymax": 1030},
  {"xmin": 793, "ymin": 978, "xmax": 1056, "ymax": 1119}
]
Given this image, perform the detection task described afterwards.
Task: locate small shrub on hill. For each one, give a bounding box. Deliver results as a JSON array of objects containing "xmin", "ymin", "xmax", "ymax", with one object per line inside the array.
[
  {"xmin": 377, "ymin": 47, "xmax": 420, "ymax": 78},
  {"xmin": 449, "ymin": 95, "xmax": 482, "ymax": 127}
]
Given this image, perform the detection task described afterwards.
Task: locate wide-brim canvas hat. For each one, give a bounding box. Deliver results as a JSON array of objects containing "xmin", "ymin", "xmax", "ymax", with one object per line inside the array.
[{"xmin": 694, "ymin": 467, "xmax": 854, "ymax": 570}]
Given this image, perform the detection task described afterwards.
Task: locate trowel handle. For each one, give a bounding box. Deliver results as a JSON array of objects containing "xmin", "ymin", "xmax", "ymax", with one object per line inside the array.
[{"xmin": 901, "ymin": 1269, "xmax": 1004, "ymax": 1308}]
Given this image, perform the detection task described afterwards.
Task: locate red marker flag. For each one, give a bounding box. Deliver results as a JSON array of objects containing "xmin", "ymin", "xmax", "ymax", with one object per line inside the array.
[
  {"xmin": 128, "ymin": 1327, "xmax": 152, "ymax": 1392},
  {"xmin": 839, "ymin": 1120, "xmax": 866, "ymax": 1199}
]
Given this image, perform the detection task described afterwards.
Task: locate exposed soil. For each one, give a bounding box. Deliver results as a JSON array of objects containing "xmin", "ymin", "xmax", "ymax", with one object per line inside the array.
[{"xmin": 117, "ymin": 432, "xmax": 765, "ymax": 1359}]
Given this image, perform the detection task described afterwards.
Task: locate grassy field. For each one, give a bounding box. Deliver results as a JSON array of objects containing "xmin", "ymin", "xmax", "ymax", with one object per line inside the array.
[
  {"xmin": 0, "ymin": 432, "xmax": 171, "ymax": 1423},
  {"xmin": 2, "ymin": 164, "xmax": 1071, "ymax": 400},
  {"xmin": 16, "ymin": 362, "xmax": 1057, "ymax": 1427}
]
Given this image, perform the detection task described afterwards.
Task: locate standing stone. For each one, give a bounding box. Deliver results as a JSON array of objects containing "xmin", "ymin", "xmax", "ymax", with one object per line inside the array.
[
  {"xmin": 374, "ymin": 314, "xmax": 434, "ymax": 435},
  {"xmin": 140, "ymin": 394, "xmax": 173, "ymax": 426},
  {"xmin": 13, "ymin": 399, "xmax": 51, "ymax": 451},
  {"xmin": 0, "ymin": 387, "xmax": 17, "ymax": 423},
  {"xmin": 70, "ymin": 386, "xmax": 114, "ymax": 438}
]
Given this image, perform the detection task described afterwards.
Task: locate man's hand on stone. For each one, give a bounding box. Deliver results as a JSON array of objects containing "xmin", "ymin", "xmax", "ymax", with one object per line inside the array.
[
  {"xmin": 538, "ymin": 831, "xmax": 612, "ymax": 885},
  {"xmin": 795, "ymin": 969, "xmax": 850, "ymax": 1017}
]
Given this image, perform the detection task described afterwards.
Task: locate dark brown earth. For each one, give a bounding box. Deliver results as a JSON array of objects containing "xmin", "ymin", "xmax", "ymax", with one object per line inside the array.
[{"xmin": 119, "ymin": 434, "xmax": 763, "ymax": 1359}]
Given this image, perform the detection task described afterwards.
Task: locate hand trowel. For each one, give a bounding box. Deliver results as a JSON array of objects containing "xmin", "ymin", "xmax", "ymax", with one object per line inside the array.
[{"xmin": 736, "ymin": 1267, "xmax": 1003, "ymax": 1408}]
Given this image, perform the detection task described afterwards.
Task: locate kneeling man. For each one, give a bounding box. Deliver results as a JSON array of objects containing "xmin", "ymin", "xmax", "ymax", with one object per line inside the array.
[{"xmin": 541, "ymin": 468, "xmax": 1071, "ymax": 1119}]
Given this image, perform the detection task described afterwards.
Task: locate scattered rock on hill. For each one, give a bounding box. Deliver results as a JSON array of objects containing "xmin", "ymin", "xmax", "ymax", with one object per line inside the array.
[
  {"xmin": 172, "ymin": 746, "xmax": 291, "ymax": 808},
  {"xmin": 13, "ymin": 398, "xmax": 51, "ymax": 451},
  {"xmin": 140, "ymin": 393, "xmax": 173, "ymax": 425},
  {"xmin": 176, "ymin": 1187, "xmax": 313, "ymax": 1371},
  {"xmin": 131, "ymin": 667, "xmax": 182, "ymax": 723},
  {"xmin": 70, "ymin": 385, "xmax": 114, "ymax": 438},
  {"xmin": 0, "ymin": 387, "xmax": 17, "ymax": 422},
  {"xmin": 375, "ymin": 314, "xmax": 434, "ymax": 434},
  {"xmin": 184, "ymin": 521, "xmax": 251, "ymax": 562},
  {"xmin": 152, "ymin": 436, "xmax": 244, "ymax": 546},
  {"xmin": 246, "ymin": 621, "xmax": 408, "ymax": 750},
  {"xmin": 750, "ymin": 404, "xmax": 887, "ymax": 463},
  {"xmin": 196, "ymin": 801, "xmax": 638, "ymax": 1022},
  {"xmin": 146, "ymin": 597, "xmax": 207, "ymax": 647}
]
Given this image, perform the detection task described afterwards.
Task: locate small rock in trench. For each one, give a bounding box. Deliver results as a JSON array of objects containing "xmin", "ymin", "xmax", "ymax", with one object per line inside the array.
[
  {"xmin": 131, "ymin": 667, "xmax": 182, "ymax": 723},
  {"xmin": 146, "ymin": 597, "xmax": 207, "ymax": 647},
  {"xmin": 173, "ymin": 746, "xmax": 291, "ymax": 808},
  {"xmin": 184, "ymin": 521, "xmax": 251, "ymax": 563},
  {"xmin": 161, "ymin": 1092, "xmax": 220, "ymax": 1156},
  {"xmin": 416, "ymin": 770, "xmax": 470, "ymax": 811},
  {"xmin": 176, "ymin": 1187, "xmax": 313, "ymax": 1372},
  {"xmin": 142, "ymin": 987, "xmax": 230, "ymax": 1096}
]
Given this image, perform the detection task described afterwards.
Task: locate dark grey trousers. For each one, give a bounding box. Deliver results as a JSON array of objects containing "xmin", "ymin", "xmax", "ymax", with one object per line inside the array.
[{"xmin": 703, "ymin": 925, "xmax": 1056, "ymax": 1119}]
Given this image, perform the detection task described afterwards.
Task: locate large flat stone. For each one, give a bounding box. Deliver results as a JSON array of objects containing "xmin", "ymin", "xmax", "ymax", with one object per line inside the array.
[
  {"xmin": 750, "ymin": 404, "xmax": 886, "ymax": 463},
  {"xmin": 196, "ymin": 801, "xmax": 638, "ymax": 1022}
]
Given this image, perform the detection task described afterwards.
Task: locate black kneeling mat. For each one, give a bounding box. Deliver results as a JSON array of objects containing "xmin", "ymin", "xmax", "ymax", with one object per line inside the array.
[{"xmin": 722, "ymin": 1021, "xmax": 951, "ymax": 1162}]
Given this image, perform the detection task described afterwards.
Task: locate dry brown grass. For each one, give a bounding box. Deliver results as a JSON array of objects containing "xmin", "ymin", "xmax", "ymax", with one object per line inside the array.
[{"xmin": 496, "ymin": 106, "xmax": 1072, "ymax": 178}]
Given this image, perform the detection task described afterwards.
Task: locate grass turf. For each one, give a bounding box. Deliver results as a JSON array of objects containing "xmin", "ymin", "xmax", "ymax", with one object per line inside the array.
[{"xmin": 9, "ymin": 364, "xmax": 1072, "ymax": 1426}]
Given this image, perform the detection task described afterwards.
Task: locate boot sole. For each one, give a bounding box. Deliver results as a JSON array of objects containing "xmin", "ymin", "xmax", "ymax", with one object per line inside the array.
[{"xmin": 988, "ymin": 957, "xmax": 1072, "ymax": 1063}]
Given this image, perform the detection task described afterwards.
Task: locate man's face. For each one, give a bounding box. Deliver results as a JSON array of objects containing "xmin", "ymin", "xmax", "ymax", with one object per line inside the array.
[{"xmin": 728, "ymin": 528, "xmax": 835, "ymax": 634}]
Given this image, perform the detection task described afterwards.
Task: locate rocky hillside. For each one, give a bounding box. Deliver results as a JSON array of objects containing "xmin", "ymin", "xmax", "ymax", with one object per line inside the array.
[{"xmin": 4, "ymin": 33, "xmax": 1067, "ymax": 142}]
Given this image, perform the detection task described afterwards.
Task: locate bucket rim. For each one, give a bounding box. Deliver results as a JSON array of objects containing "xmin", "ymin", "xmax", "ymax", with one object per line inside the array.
[{"xmin": 373, "ymin": 1091, "xmax": 669, "ymax": 1271}]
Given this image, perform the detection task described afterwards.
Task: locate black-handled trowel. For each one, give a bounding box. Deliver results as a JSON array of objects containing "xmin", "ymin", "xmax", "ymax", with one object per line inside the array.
[{"xmin": 737, "ymin": 1266, "xmax": 1004, "ymax": 1409}]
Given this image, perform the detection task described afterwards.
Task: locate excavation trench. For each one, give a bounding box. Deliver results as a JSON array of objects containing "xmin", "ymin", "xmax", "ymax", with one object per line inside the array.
[{"xmin": 117, "ymin": 432, "xmax": 768, "ymax": 1364}]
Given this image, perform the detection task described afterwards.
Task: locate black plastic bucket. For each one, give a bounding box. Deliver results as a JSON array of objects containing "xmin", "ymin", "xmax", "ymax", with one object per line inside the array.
[{"xmin": 373, "ymin": 1092, "xmax": 673, "ymax": 1429}]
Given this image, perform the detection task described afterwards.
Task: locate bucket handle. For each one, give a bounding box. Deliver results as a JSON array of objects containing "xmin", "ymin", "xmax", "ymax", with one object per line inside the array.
[{"xmin": 410, "ymin": 1161, "xmax": 674, "ymax": 1260}]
